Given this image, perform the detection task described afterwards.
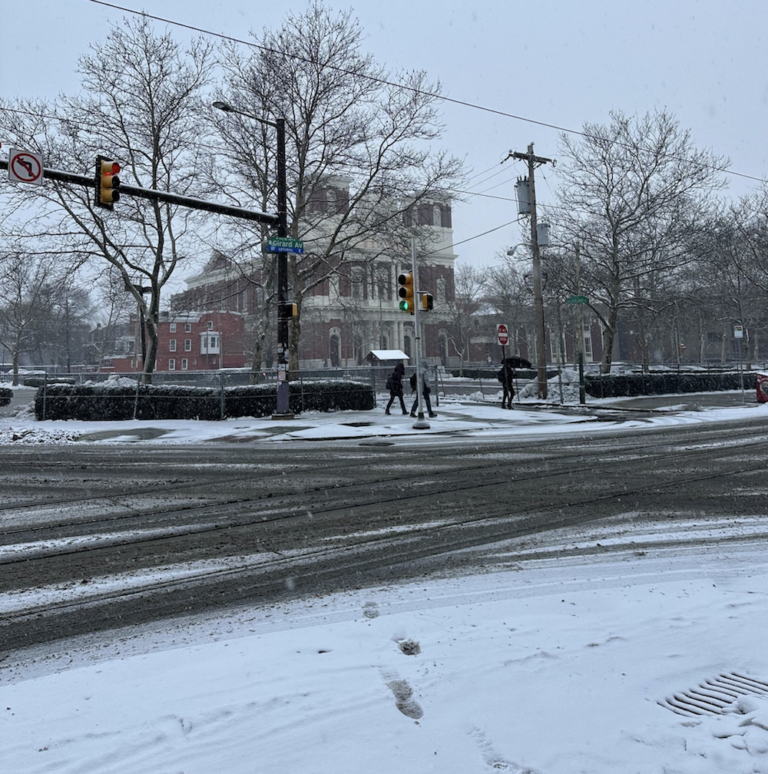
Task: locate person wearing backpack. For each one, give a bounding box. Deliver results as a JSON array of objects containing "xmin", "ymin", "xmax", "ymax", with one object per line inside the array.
[
  {"xmin": 410, "ymin": 360, "xmax": 437, "ymax": 418},
  {"xmin": 385, "ymin": 362, "xmax": 408, "ymax": 415}
]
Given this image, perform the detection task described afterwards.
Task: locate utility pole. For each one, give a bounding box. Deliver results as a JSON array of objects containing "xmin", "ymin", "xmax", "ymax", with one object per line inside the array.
[
  {"xmin": 575, "ymin": 244, "xmax": 586, "ymax": 405},
  {"xmin": 507, "ymin": 143, "xmax": 554, "ymax": 399}
]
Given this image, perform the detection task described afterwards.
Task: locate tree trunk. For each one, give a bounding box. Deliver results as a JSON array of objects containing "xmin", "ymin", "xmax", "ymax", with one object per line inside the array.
[
  {"xmin": 600, "ymin": 309, "xmax": 618, "ymax": 374},
  {"xmin": 11, "ymin": 348, "xmax": 20, "ymax": 387}
]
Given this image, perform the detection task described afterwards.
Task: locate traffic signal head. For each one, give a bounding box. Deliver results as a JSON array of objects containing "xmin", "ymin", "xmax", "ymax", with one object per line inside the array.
[
  {"xmin": 279, "ymin": 301, "xmax": 299, "ymax": 318},
  {"xmin": 96, "ymin": 155, "xmax": 121, "ymax": 210},
  {"xmin": 421, "ymin": 293, "xmax": 433, "ymax": 311},
  {"xmin": 398, "ymin": 271, "xmax": 414, "ymax": 314}
]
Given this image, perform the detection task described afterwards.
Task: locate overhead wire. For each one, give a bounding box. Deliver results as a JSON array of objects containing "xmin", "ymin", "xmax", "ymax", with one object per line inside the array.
[{"xmin": 87, "ymin": 0, "xmax": 768, "ymax": 187}]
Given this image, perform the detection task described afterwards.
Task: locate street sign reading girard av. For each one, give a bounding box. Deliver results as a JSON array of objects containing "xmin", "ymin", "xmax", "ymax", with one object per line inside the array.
[{"xmin": 264, "ymin": 237, "xmax": 304, "ymax": 254}]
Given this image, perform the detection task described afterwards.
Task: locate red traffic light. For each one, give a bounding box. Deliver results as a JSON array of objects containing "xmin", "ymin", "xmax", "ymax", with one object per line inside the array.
[{"xmin": 96, "ymin": 155, "xmax": 121, "ymax": 209}]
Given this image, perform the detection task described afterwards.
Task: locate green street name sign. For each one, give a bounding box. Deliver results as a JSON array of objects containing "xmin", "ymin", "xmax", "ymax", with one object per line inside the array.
[
  {"xmin": 264, "ymin": 237, "xmax": 305, "ymax": 254},
  {"xmin": 567, "ymin": 295, "xmax": 589, "ymax": 305}
]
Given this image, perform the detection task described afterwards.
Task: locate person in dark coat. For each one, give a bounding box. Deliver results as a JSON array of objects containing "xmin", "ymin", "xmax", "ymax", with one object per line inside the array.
[
  {"xmin": 497, "ymin": 355, "xmax": 531, "ymax": 409},
  {"xmin": 498, "ymin": 362, "xmax": 515, "ymax": 409},
  {"xmin": 385, "ymin": 362, "xmax": 408, "ymax": 415}
]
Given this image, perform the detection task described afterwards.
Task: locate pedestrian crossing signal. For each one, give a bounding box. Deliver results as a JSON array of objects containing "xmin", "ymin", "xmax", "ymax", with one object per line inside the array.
[{"xmin": 421, "ymin": 293, "xmax": 433, "ymax": 311}]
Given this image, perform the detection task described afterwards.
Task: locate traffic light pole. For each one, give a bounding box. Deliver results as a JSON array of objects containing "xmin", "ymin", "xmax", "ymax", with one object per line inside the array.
[
  {"xmin": 411, "ymin": 238, "xmax": 430, "ymax": 430},
  {"xmin": 211, "ymin": 102, "xmax": 291, "ymax": 417},
  {"xmin": 274, "ymin": 117, "xmax": 292, "ymax": 416}
]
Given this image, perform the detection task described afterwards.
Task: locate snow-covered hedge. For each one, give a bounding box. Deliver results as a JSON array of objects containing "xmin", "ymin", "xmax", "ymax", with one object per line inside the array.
[
  {"xmin": 585, "ymin": 371, "xmax": 757, "ymax": 398},
  {"xmin": 0, "ymin": 387, "xmax": 11, "ymax": 407},
  {"xmin": 34, "ymin": 379, "xmax": 375, "ymax": 421},
  {"xmin": 24, "ymin": 376, "xmax": 76, "ymax": 388}
]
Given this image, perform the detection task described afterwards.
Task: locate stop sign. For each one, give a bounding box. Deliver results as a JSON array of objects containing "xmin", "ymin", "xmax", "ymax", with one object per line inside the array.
[{"xmin": 496, "ymin": 323, "xmax": 509, "ymax": 346}]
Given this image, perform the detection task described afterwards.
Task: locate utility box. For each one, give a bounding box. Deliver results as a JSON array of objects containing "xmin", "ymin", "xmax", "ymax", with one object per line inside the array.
[
  {"xmin": 537, "ymin": 221, "xmax": 550, "ymax": 247},
  {"xmin": 515, "ymin": 177, "xmax": 530, "ymax": 215},
  {"xmin": 756, "ymin": 372, "xmax": 768, "ymax": 403}
]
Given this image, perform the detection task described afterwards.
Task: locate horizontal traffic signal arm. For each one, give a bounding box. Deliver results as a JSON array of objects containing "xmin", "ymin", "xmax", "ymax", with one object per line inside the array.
[{"xmin": 0, "ymin": 159, "xmax": 280, "ymax": 226}]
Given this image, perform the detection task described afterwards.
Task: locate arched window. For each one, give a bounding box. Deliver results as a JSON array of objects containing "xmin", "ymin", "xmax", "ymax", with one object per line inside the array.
[
  {"xmin": 329, "ymin": 330, "xmax": 341, "ymax": 368},
  {"xmin": 433, "ymin": 205, "xmax": 442, "ymax": 227},
  {"xmin": 327, "ymin": 189, "xmax": 337, "ymax": 213},
  {"xmin": 437, "ymin": 277, "xmax": 446, "ymax": 304}
]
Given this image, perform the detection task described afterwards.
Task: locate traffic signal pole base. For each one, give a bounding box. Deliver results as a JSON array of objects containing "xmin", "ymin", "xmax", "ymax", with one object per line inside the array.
[
  {"xmin": 274, "ymin": 380, "xmax": 292, "ymax": 418},
  {"xmin": 412, "ymin": 415, "xmax": 431, "ymax": 430}
]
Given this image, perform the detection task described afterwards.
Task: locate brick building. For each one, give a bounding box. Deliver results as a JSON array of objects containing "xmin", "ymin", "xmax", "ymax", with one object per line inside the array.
[
  {"xmin": 103, "ymin": 310, "xmax": 247, "ymax": 373},
  {"xmin": 174, "ymin": 182, "xmax": 459, "ymax": 370}
]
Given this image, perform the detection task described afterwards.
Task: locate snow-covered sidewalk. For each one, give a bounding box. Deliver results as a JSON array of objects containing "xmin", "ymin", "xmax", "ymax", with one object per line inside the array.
[
  {"xmin": 2, "ymin": 532, "xmax": 767, "ymax": 773},
  {"xmin": 0, "ymin": 389, "xmax": 764, "ymax": 445}
]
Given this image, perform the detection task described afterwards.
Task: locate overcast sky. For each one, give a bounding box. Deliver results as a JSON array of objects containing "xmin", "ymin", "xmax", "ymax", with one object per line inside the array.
[{"xmin": 3, "ymin": 0, "xmax": 768, "ymax": 271}]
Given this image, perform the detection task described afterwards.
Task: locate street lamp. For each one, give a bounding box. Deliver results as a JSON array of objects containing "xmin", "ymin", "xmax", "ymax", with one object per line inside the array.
[{"xmin": 212, "ymin": 100, "xmax": 291, "ymax": 415}]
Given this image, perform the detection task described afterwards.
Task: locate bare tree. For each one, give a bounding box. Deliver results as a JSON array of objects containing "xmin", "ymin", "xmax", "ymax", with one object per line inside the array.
[
  {"xmin": 209, "ymin": 1, "xmax": 464, "ymax": 372},
  {"xmin": 446, "ymin": 263, "xmax": 486, "ymax": 375},
  {"xmin": 0, "ymin": 17, "xmax": 213, "ymax": 382},
  {"xmin": 0, "ymin": 239, "xmax": 67, "ymax": 385},
  {"xmin": 86, "ymin": 266, "xmax": 136, "ymax": 371},
  {"xmin": 555, "ymin": 109, "xmax": 726, "ymax": 373}
]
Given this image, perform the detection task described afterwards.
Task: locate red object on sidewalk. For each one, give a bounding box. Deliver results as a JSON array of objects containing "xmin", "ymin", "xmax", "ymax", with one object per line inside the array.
[{"xmin": 757, "ymin": 372, "xmax": 768, "ymax": 403}]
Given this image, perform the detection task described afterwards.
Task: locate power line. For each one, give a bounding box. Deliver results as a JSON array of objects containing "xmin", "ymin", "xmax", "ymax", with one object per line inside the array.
[{"xmin": 87, "ymin": 0, "xmax": 768, "ymax": 187}]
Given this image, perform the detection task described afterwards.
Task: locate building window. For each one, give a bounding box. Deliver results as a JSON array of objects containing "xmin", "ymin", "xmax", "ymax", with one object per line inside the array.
[
  {"xmin": 185, "ymin": 339, "xmax": 192, "ymax": 351},
  {"xmin": 169, "ymin": 339, "xmax": 176, "ymax": 352},
  {"xmin": 433, "ymin": 205, "xmax": 442, "ymax": 227},
  {"xmin": 201, "ymin": 333, "xmax": 220, "ymax": 354},
  {"xmin": 351, "ymin": 267, "xmax": 362, "ymax": 300},
  {"xmin": 181, "ymin": 358, "xmax": 188, "ymax": 370},
  {"xmin": 168, "ymin": 358, "xmax": 176, "ymax": 370},
  {"xmin": 207, "ymin": 320, "xmax": 213, "ymax": 330},
  {"xmin": 437, "ymin": 277, "xmax": 446, "ymax": 304},
  {"xmin": 185, "ymin": 323, "xmax": 192, "ymax": 333},
  {"xmin": 169, "ymin": 323, "xmax": 176, "ymax": 333}
]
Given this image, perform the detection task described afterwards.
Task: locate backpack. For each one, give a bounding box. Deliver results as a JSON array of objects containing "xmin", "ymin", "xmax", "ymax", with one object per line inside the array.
[{"xmin": 385, "ymin": 375, "xmax": 394, "ymax": 391}]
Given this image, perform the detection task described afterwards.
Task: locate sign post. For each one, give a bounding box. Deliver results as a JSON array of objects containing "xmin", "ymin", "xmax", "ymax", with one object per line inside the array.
[
  {"xmin": 735, "ymin": 325, "xmax": 745, "ymax": 402},
  {"xmin": 497, "ymin": 324, "xmax": 510, "ymax": 406}
]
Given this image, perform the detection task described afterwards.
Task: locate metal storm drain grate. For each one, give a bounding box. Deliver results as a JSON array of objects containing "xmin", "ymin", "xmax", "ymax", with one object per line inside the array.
[{"xmin": 659, "ymin": 672, "xmax": 768, "ymax": 717}]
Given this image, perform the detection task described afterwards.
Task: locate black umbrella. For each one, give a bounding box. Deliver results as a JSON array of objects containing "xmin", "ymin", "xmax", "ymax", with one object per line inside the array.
[{"xmin": 502, "ymin": 355, "xmax": 532, "ymax": 369}]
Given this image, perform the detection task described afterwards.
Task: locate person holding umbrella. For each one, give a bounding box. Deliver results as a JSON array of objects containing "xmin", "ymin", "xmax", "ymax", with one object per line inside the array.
[{"xmin": 498, "ymin": 355, "xmax": 531, "ymax": 409}]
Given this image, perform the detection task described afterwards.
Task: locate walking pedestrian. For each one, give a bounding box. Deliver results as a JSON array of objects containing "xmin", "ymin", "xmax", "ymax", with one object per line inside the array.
[
  {"xmin": 497, "ymin": 355, "xmax": 531, "ymax": 409},
  {"xmin": 498, "ymin": 360, "xmax": 515, "ymax": 409},
  {"xmin": 385, "ymin": 362, "xmax": 408, "ymax": 415},
  {"xmin": 410, "ymin": 360, "xmax": 437, "ymax": 418}
]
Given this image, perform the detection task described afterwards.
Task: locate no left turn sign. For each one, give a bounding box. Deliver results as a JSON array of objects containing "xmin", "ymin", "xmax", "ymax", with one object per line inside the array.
[{"xmin": 8, "ymin": 148, "xmax": 44, "ymax": 185}]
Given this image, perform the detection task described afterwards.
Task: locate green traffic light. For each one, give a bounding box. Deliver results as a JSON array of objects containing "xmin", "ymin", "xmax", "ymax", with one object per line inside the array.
[{"xmin": 399, "ymin": 300, "xmax": 409, "ymax": 312}]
